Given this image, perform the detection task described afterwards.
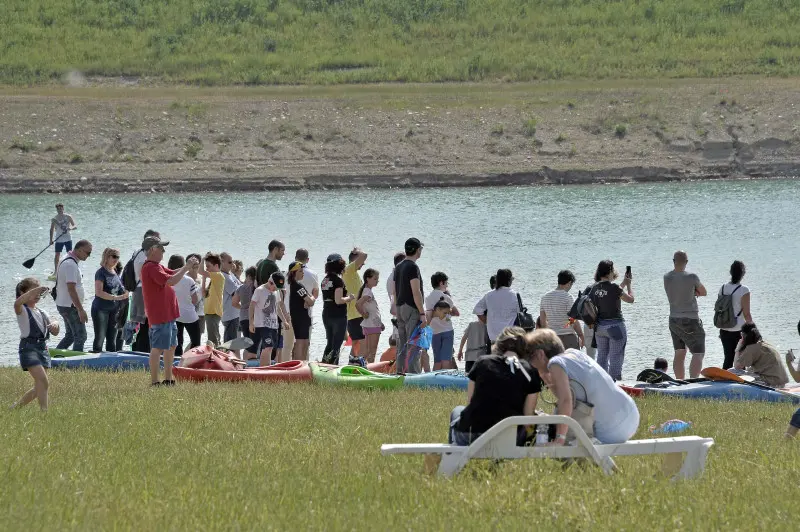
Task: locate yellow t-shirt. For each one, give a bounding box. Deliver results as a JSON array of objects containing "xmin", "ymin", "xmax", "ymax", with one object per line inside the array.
[
  {"xmin": 343, "ymin": 261, "xmax": 363, "ymax": 321},
  {"xmin": 204, "ymin": 271, "xmax": 225, "ymax": 316}
]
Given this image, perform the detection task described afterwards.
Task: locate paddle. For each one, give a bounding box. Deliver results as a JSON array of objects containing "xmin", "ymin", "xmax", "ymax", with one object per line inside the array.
[
  {"xmin": 219, "ymin": 336, "xmax": 253, "ymax": 351},
  {"xmin": 701, "ymin": 367, "xmax": 799, "ymax": 399},
  {"xmin": 23, "ymin": 230, "xmax": 67, "ymax": 269}
]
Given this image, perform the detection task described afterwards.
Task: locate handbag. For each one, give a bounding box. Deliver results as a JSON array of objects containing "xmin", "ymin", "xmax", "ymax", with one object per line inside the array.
[
  {"xmin": 514, "ymin": 293, "xmax": 536, "ymax": 332},
  {"xmin": 552, "ymin": 378, "xmax": 595, "ymax": 440}
]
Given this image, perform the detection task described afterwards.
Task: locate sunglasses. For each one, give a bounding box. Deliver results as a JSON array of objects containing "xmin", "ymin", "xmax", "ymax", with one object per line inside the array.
[{"xmin": 110, "ymin": 254, "xmax": 120, "ymax": 259}]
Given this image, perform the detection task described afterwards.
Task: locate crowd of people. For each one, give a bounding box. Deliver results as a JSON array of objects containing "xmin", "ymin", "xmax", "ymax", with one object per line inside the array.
[{"xmin": 11, "ymin": 203, "xmax": 800, "ymax": 440}]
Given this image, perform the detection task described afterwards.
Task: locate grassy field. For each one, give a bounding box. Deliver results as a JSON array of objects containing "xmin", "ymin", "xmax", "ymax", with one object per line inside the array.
[
  {"xmin": 1, "ymin": 368, "xmax": 798, "ymax": 530},
  {"xmin": 3, "ymin": 0, "xmax": 800, "ymax": 85}
]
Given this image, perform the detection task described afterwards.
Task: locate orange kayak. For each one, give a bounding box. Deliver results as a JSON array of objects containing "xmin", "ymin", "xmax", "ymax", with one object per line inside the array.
[
  {"xmin": 618, "ymin": 383, "xmax": 645, "ymax": 397},
  {"xmin": 173, "ymin": 360, "xmax": 312, "ymax": 383}
]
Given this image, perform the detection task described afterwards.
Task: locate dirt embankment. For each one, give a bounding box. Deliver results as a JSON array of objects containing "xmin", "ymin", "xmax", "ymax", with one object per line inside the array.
[{"xmin": 1, "ymin": 78, "xmax": 799, "ymax": 193}]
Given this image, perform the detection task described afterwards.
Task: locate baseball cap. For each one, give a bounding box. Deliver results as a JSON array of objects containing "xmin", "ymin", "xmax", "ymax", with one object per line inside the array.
[
  {"xmin": 270, "ymin": 272, "xmax": 286, "ymax": 290},
  {"xmin": 404, "ymin": 237, "xmax": 423, "ymax": 255},
  {"xmin": 142, "ymin": 236, "xmax": 169, "ymax": 250},
  {"xmin": 326, "ymin": 253, "xmax": 343, "ymax": 263}
]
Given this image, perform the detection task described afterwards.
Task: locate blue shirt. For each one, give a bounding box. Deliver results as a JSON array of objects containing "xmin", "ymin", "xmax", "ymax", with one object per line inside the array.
[{"xmin": 92, "ymin": 267, "xmax": 123, "ymax": 313}]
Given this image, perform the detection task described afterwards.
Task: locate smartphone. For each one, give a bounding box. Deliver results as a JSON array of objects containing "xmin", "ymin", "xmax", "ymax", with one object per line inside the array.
[{"xmin": 625, "ymin": 266, "xmax": 632, "ymax": 279}]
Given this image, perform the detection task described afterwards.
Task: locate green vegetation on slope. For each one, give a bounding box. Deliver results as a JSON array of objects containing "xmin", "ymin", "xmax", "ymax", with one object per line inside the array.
[
  {"xmin": 1, "ymin": 369, "xmax": 799, "ymax": 529},
  {"xmin": 2, "ymin": 0, "xmax": 800, "ymax": 85}
]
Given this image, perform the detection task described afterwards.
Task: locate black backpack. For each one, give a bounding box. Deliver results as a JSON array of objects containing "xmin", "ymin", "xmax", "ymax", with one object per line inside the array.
[
  {"xmin": 121, "ymin": 250, "xmax": 141, "ymax": 292},
  {"xmin": 568, "ymin": 285, "xmax": 599, "ymax": 327},
  {"xmin": 514, "ymin": 293, "xmax": 536, "ymax": 332}
]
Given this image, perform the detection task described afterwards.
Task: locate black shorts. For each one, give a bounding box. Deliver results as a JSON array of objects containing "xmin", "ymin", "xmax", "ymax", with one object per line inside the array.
[
  {"xmin": 291, "ymin": 310, "xmax": 312, "ymax": 341},
  {"xmin": 347, "ymin": 317, "xmax": 365, "ymax": 341}
]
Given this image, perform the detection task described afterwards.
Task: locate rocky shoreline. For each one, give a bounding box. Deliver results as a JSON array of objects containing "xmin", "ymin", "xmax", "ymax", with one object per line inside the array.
[{"xmin": 1, "ymin": 79, "xmax": 798, "ymax": 193}]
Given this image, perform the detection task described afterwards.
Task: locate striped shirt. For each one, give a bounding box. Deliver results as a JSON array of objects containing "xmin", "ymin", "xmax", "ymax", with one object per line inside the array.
[{"xmin": 539, "ymin": 289, "xmax": 575, "ymax": 335}]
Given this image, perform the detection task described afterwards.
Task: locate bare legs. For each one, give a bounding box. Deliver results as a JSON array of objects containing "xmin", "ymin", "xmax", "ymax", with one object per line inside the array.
[
  {"xmin": 13, "ymin": 365, "xmax": 49, "ymax": 411},
  {"xmin": 673, "ymin": 349, "xmax": 704, "ymax": 380},
  {"xmin": 292, "ymin": 340, "xmax": 310, "ymax": 361},
  {"xmin": 363, "ymin": 334, "xmax": 380, "ymax": 364}
]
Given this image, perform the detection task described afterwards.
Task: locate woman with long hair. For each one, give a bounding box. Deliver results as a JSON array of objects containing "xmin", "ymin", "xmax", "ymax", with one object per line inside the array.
[
  {"xmin": 356, "ymin": 268, "xmax": 383, "ymax": 364},
  {"xmin": 91, "ymin": 247, "xmax": 128, "ymax": 352},
  {"xmin": 718, "ymin": 260, "xmax": 752, "ymax": 369},
  {"xmin": 590, "ymin": 260, "xmax": 634, "ymax": 381},
  {"xmin": 733, "ymin": 323, "xmax": 787, "ymax": 387},
  {"xmin": 320, "ymin": 254, "xmax": 355, "ymax": 364}
]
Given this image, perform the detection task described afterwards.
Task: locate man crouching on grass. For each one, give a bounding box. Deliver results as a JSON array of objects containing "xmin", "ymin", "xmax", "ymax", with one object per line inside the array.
[{"xmin": 140, "ymin": 236, "xmax": 198, "ymax": 386}]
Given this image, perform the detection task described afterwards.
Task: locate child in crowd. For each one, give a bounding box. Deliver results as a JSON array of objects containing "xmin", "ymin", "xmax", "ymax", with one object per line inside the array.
[
  {"xmin": 248, "ymin": 272, "xmax": 291, "ymax": 366},
  {"xmin": 13, "ymin": 278, "xmax": 60, "ymax": 411},
  {"xmin": 233, "ymin": 266, "xmax": 257, "ymax": 357},
  {"xmin": 232, "ymin": 260, "xmax": 244, "ymax": 281},
  {"xmin": 458, "ymin": 316, "xmax": 489, "ymax": 373},
  {"xmin": 654, "ymin": 357, "xmax": 669, "ymax": 372},
  {"xmin": 201, "ymin": 253, "xmax": 225, "ymax": 346},
  {"xmin": 357, "ymin": 268, "xmax": 383, "ymax": 364}
]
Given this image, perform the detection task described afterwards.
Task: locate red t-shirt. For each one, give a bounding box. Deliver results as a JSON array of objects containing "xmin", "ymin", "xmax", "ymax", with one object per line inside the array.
[{"xmin": 141, "ymin": 261, "xmax": 179, "ymax": 325}]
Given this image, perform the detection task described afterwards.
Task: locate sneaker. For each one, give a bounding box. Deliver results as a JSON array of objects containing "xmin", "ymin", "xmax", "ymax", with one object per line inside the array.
[
  {"xmin": 151, "ymin": 381, "xmax": 161, "ymax": 387},
  {"xmin": 161, "ymin": 380, "xmax": 176, "ymax": 386}
]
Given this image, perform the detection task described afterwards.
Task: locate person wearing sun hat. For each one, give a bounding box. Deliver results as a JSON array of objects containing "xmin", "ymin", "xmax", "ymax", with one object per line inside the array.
[
  {"xmin": 140, "ymin": 236, "xmax": 198, "ymax": 386},
  {"xmin": 394, "ymin": 237, "xmax": 426, "ymax": 374}
]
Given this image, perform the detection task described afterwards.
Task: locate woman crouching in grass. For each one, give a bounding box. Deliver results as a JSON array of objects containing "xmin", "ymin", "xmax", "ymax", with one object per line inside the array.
[
  {"xmin": 13, "ymin": 278, "xmax": 60, "ymax": 411},
  {"xmin": 448, "ymin": 326, "xmax": 542, "ymax": 445},
  {"xmin": 528, "ymin": 328, "xmax": 639, "ymax": 445}
]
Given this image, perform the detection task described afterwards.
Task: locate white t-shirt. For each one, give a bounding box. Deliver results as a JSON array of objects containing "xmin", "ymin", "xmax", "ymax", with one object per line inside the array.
[
  {"xmin": 55, "ymin": 255, "xmax": 84, "ymax": 307},
  {"xmin": 251, "ymin": 286, "xmax": 279, "ymax": 329},
  {"xmin": 473, "ymin": 287, "xmax": 519, "ymax": 342},
  {"xmin": 360, "ymin": 287, "xmax": 383, "ymax": 329},
  {"xmin": 540, "ymin": 288, "xmax": 575, "ymax": 336},
  {"xmin": 174, "ymin": 275, "xmax": 200, "ymax": 324},
  {"xmin": 132, "ymin": 249, "xmax": 146, "ymax": 287},
  {"xmin": 17, "ymin": 306, "xmax": 50, "ymax": 338},
  {"xmin": 425, "ymin": 289, "xmax": 455, "ymax": 334},
  {"xmin": 720, "ymin": 283, "xmax": 750, "ymax": 332},
  {"xmin": 300, "ymin": 266, "xmax": 319, "ymax": 318},
  {"xmin": 386, "ymin": 269, "xmax": 396, "ymax": 314}
]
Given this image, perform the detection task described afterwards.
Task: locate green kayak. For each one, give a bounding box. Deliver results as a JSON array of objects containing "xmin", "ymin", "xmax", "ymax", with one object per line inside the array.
[
  {"xmin": 310, "ymin": 363, "xmax": 404, "ymax": 390},
  {"xmin": 49, "ymin": 348, "xmax": 87, "ymax": 358}
]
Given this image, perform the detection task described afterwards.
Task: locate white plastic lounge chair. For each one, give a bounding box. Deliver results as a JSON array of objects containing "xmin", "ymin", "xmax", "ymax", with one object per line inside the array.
[{"xmin": 381, "ymin": 415, "xmax": 714, "ymax": 479}]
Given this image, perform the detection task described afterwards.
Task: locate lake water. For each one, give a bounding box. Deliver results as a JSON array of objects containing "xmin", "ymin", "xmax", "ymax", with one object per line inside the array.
[{"xmin": 2, "ymin": 179, "xmax": 799, "ymax": 379}]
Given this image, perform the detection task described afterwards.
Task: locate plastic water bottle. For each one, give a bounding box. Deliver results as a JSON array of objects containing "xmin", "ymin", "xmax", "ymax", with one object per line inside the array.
[
  {"xmin": 649, "ymin": 419, "xmax": 692, "ymax": 435},
  {"xmin": 535, "ymin": 424, "xmax": 549, "ymax": 446}
]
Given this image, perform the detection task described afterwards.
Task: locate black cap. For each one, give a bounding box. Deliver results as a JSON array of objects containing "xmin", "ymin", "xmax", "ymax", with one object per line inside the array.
[
  {"xmin": 326, "ymin": 253, "xmax": 343, "ymax": 263},
  {"xmin": 142, "ymin": 236, "xmax": 169, "ymax": 250},
  {"xmin": 404, "ymin": 238, "xmax": 423, "ymax": 255},
  {"xmin": 270, "ymin": 272, "xmax": 286, "ymax": 290}
]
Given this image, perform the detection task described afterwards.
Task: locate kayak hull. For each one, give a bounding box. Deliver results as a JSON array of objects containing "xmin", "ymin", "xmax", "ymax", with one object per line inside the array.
[
  {"xmin": 174, "ymin": 361, "xmax": 313, "ymax": 382},
  {"xmin": 310, "ymin": 363, "xmax": 404, "ymax": 389},
  {"xmin": 640, "ymin": 381, "xmax": 800, "ymax": 404},
  {"xmin": 404, "ymin": 371, "xmax": 468, "ymax": 390}
]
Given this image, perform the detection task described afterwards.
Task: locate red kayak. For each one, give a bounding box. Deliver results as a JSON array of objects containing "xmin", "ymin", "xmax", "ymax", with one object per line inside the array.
[
  {"xmin": 618, "ymin": 383, "xmax": 645, "ymax": 397},
  {"xmin": 174, "ymin": 360, "xmax": 313, "ymax": 383}
]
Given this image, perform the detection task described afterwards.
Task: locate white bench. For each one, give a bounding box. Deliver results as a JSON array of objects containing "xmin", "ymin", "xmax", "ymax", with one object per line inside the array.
[{"xmin": 381, "ymin": 415, "xmax": 714, "ymax": 479}]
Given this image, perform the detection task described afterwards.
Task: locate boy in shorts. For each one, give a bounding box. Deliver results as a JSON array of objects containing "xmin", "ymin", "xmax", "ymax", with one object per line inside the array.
[{"xmin": 248, "ymin": 273, "xmax": 291, "ymax": 366}]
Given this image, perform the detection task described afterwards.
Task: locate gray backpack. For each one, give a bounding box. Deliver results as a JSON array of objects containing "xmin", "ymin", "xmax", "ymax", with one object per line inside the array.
[{"xmin": 713, "ymin": 284, "xmax": 742, "ymax": 328}]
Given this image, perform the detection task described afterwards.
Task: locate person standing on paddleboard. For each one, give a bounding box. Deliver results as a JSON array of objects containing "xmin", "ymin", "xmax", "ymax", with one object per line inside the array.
[{"xmin": 49, "ymin": 203, "xmax": 77, "ymax": 278}]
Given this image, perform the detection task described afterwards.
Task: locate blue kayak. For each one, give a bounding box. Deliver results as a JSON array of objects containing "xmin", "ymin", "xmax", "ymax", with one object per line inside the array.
[
  {"xmin": 404, "ymin": 370, "xmax": 469, "ymax": 390},
  {"xmin": 641, "ymin": 381, "xmax": 800, "ymax": 404},
  {"xmin": 51, "ymin": 352, "xmax": 167, "ymax": 371}
]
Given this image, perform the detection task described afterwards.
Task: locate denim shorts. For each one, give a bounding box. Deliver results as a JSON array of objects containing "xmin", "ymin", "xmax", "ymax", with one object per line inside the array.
[
  {"xmin": 432, "ymin": 330, "xmax": 455, "ymax": 363},
  {"xmin": 668, "ymin": 317, "xmax": 706, "ymax": 353},
  {"xmin": 149, "ymin": 321, "xmax": 178, "ymax": 350},
  {"xmin": 55, "ymin": 240, "xmax": 73, "ymax": 253},
  {"xmin": 19, "ymin": 340, "xmax": 51, "ymax": 371}
]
